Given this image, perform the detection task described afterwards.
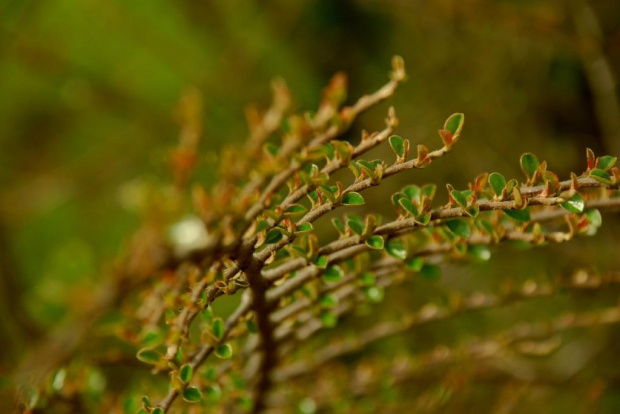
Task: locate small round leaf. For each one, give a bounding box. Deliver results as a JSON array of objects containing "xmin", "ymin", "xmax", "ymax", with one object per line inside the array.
[
  {"xmin": 488, "ymin": 173, "xmax": 506, "ymax": 197},
  {"xmin": 136, "ymin": 348, "xmax": 161, "ymax": 365},
  {"xmin": 504, "ymin": 209, "xmax": 531, "ymax": 222},
  {"xmin": 341, "ymin": 192, "xmax": 365, "ymax": 206},
  {"xmin": 446, "ymin": 219, "xmax": 471, "ymax": 238},
  {"xmin": 386, "ymin": 239, "xmax": 407, "ymax": 260},
  {"xmin": 365, "ymin": 235, "xmax": 384, "ymax": 250},
  {"xmin": 520, "ymin": 153, "xmax": 540, "ymax": 180},
  {"xmin": 211, "ymin": 318, "xmax": 224, "ymax": 340},
  {"xmin": 323, "ymin": 265, "xmax": 344, "ymax": 283},
  {"xmin": 389, "ymin": 135, "xmax": 406, "ymax": 158},
  {"xmin": 265, "ymin": 229, "xmax": 284, "ymax": 244},
  {"xmin": 179, "ymin": 364, "xmax": 193, "ymax": 383},
  {"xmin": 214, "ymin": 344, "xmax": 233, "ymax": 359},
  {"xmin": 561, "ymin": 193, "xmax": 585, "ymax": 213},
  {"xmin": 182, "ymin": 387, "xmax": 203, "ymax": 403},
  {"xmin": 444, "ymin": 113, "xmax": 465, "ymax": 137}
]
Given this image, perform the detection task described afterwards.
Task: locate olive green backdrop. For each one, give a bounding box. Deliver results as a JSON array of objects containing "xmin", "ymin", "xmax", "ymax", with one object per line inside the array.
[{"xmin": 1, "ymin": 0, "xmax": 620, "ymax": 410}]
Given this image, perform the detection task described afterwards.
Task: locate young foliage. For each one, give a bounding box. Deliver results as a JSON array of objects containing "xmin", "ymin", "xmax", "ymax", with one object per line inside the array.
[{"xmin": 17, "ymin": 56, "xmax": 620, "ymax": 414}]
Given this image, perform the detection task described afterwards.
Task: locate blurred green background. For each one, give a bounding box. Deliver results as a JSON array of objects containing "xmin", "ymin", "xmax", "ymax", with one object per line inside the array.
[{"xmin": 1, "ymin": 0, "xmax": 620, "ymax": 410}]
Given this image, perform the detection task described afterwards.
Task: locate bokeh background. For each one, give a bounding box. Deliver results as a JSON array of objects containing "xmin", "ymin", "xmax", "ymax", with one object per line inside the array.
[{"xmin": 2, "ymin": 0, "xmax": 620, "ymax": 411}]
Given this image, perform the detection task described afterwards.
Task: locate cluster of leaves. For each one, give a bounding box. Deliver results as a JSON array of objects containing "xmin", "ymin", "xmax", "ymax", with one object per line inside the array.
[{"xmin": 15, "ymin": 57, "xmax": 620, "ymax": 414}]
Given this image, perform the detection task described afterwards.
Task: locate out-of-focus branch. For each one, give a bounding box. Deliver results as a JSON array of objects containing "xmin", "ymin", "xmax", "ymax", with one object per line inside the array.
[
  {"xmin": 242, "ymin": 56, "xmax": 406, "ymax": 225},
  {"xmin": 272, "ymin": 271, "xmax": 620, "ymax": 382},
  {"xmin": 571, "ymin": 0, "xmax": 620, "ymax": 156},
  {"xmin": 158, "ymin": 291, "xmax": 252, "ymax": 412}
]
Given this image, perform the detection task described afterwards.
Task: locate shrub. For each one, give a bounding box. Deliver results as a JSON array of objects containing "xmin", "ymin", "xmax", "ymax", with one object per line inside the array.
[{"xmin": 14, "ymin": 57, "xmax": 620, "ymax": 413}]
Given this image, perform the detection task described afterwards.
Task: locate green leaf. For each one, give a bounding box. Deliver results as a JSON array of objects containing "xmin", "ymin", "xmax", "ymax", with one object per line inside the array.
[
  {"xmin": 255, "ymin": 220, "xmax": 270, "ymax": 233},
  {"xmin": 403, "ymin": 185, "xmax": 421, "ymax": 201},
  {"xmin": 446, "ymin": 219, "xmax": 471, "ymax": 238},
  {"xmin": 284, "ymin": 204, "xmax": 308, "ymax": 216},
  {"xmin": 444, "ymin": 113, "xmax": 465, "ymax": 136},
  {"xmin": 331, "ymin": 218, "xmax": 345, "ymax": 235},
  {"xmin": 136, "ymin": 348, "xmax": 161, "ymax": 365},
  {"xmin": 238, "ymin": 397, "xmax": 252, "ymax": 411},
  {"xmin": 264, "ymin": 142, "xmax": 279, "ymax": 156},
  {"xmin": 365, "ymin": 286, "xmax": 385, "ymax": 303},
  {"xmin": 406, "ymin": 257, "xmax": 423, "ymax": 272},
  {"xmin": 585, "ymin": 209, "xmax": 602, "ymax": 227},
  {"xmin": 204, "ymin": 367, "xmax": 217, "ymax": 381},
  {"xmin": 347, "ymin": 219, "xmax": 364, "ymax": 235},
  {"xmin": 319, "ymin": 185, "xmax": 336, "ymax": 203},
  {"xmin": 182, "ymin": 387, "xmax": 203, "ymax": 403},
  {"xmin": 214, "ymin": 344, "xmax": 233, "ymax": 359},
  {"xmin": 469, "ymin": 245, "xmax": 491, "ymax": 262},
  {"xmin": 504, "ymin": 209, "xmax": 531, "ymax": 222},
  {"xmin": 319, "ymin": 294, "xmax": 338, "ymax": 308},
  {"xmin": 234, "ymin": 279, "xmax": 250, "ymax": 288},
  {"xmin": 347, "ymin": 214, "xmax": 364, "ymax": 227},
  {"xmin": 314, "ymin": 256, "xmax": 329, "ymax": 269},
  {"xmin": 151, "ymin": 408, "xmax": 164, "ymax": 414},
  {"xmin": 323, "ymin": 265, "xmax": 344, "ymax": 283},
  {"xmin": 465, "ymin": 205, "xmax": 480, "ymax": 217},
  {"xmin": 322, "ymin": 143, "xmax": 335, "ymax": 160},
  {"xmin": 179, "ymin": 364, "xmax": 193, "ymax": 383},
  {"xmin": 479, "ymin": 219, "xmax": 495, "ymax": 235},
  {"xmin": 140, "ymin": 330, "xmax": 163, "ymax": 347},
  {"xmin": 421, "ymin": 184, "xmax": 437, "ymax": 200},
  {"xmin": 332, "ymin": 140, "xmax": 354, "ymax": 164},
  {"xmin": 488, "ymin": 173, "xmax": 506, "ymax": 197},
  {"xmin": 520, "ymin": 153, "xmax": 540, "ymax": 180},
  {"xmin": 320, "ymin": 311, "xmax": 338, "ymax": 328},
  {"xmin": 211, "ymin": 318, "xmax": 224, "ymax": 340},
  {"xmin": 202, "ymin": 305, "xmax": 214, "ymax": 321},
  {"xmin": 420, "ymin": 264, "xmax": 441, "ymax": 281},
  {"xmin": 598, "ymin": 155, "xmax": 617, "ymax": 171},
  {"xmin": 451, "ymin": 190, "xmax": 468, "ymax": 207},
  {"xmin": 307, "ymin": 190, "xmax": 319, "ymax": 205},
  {"xmin": 295, "ymin": 222, "xmax": 313, "ymax": 234},
  {"xmin": 205, "ymin": 384, "xmax": 222, "ymax": 401},
  {"xmin": 265, "ymin": 228, "xmax": 284, "ymax": 244},
  {"xmin": 415, "ymin": 213, "xmax": 432, "ymax": 225},
  {"xmin": 391, "ymin": 193, "xmax": 407, "ymax": 210},
  {"xmin": 561, "ymin": 193, "xmax": 585, "ymax": 213},
  {"xmin": 590, "ymin": 169, "xmax": 613, "ymax": 184},
  {"xmin": 357, "ymin": 160, "xmax": 377, "ymax": 180},
  {"xmin": 141, "ymin": 396, "xmax": 152, "ymax": 408},
  {"xmin": 246, "ymin": 319, "xmax": 258, "ymax": 333},
  {"xmin": 348, "ymin": 160, "xmax": 361, "ymax": 179},
  {"xmin": 389, "ymin": 135, "xmax": 406, "ymax": 158},
  {"xmin": 398, "ymin": 198, "xmax": 419, "ymax": 216},
  {"xmin": 341, "ymin": 192, "xmax": 365, "ymax": 205},
  {"xmin": 386, "ymin": 239, "xmax": 408, "ymax": 260},
  {"xmin": 365, "ymin": 235, "xmax": 384, "ymax": 250},
  {"xmin": 360, "ymin": 272, "xmax": 375, "ymax": 286}
]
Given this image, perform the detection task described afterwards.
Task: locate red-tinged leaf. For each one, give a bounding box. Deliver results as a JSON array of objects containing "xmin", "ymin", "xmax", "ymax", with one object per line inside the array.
[
  {"xmin": 586, "ymin": 148, "xmax": 596, "ymax": 170},
  {"xmin": 438, "ymin": 129, "xmax": 453, "ymax": 147},
  {"xmin": 417, "ymin": 145, "xmax": 429, "ymax": 163},
  {"xmin": 443, "ymin": 113, "xmax": 465, "ymax": 137}
]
